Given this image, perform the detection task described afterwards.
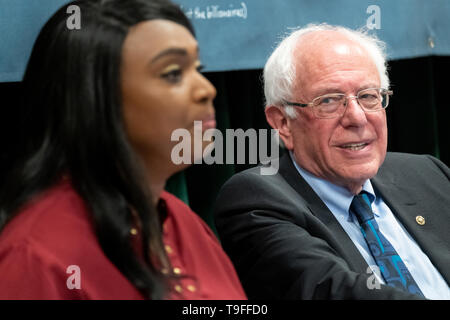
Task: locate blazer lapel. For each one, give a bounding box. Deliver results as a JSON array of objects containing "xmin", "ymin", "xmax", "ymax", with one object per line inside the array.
[{"xmin": 278, "ymin": 153, "xmax": 369, "ymax": 273}]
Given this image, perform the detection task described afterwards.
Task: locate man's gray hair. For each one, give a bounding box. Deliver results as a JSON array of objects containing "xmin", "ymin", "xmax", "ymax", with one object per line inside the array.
[{"xmin": 263, "ymin": 23, "xmax": 390, "ymax": 119}]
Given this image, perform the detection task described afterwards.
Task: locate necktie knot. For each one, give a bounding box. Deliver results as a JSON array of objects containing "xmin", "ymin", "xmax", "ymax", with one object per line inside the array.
[{"xmin": 350, "ymin": 191, "xmax": 374, "ymax": 225}]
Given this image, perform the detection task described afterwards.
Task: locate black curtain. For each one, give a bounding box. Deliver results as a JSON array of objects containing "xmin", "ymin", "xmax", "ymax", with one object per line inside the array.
[{"xmin": 1, "ymin": 56, "xmax": 449, "ymax": 234}]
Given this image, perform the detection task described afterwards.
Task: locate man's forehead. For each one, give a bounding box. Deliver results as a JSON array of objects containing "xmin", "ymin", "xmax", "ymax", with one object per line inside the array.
[
  {"xmin": 294, "ymin": 30, "xmax": 368, "ymax": 63},
  {"xmin": 292, "ymin": 31, "xmax": 378, "ymax": 92}
]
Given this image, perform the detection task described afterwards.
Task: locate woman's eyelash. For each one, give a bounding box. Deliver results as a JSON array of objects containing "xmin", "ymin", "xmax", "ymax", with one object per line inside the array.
[
  {"xmin": 161, "ymin": 68, "xmax": 182, "ymax": 82},
  {"xmin": 196, "ymin": 64, "xmax": 205, "ymax": 72},
  {"xmin": 161, "ymin": 63, "xmax": 204, "ymax": 83}
]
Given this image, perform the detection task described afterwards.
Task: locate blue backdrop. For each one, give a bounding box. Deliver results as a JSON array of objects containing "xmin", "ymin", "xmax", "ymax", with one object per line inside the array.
[{"xmin": 1, "ymin": 0, "xmax": 450, "ymax": 82}]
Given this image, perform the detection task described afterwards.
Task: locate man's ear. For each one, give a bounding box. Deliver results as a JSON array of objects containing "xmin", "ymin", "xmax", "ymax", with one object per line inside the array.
[{"xmin": 265, "ymin": 105, "xmax": 295, "ymax": 150}]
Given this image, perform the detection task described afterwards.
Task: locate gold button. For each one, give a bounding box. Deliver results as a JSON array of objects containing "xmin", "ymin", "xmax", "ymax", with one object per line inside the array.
[
  {"xmin": 173, "ymin": 267, "xmax": 181, "ymax": 275},
  {"xmin": 174, "ymin": 285, "xmax": 183, "ymax": 293},
  {"xmin": 187, "ymin": 285, "xmax": 196, "ymax": 292},
  {"xmin": 130, "ymin": 228, "xmax": 138, "ymax": 236},
  {"xmin": 416, "ymin": 216, "xmax": 425, "ymax": 225},
  {"xmin": 165, "ymin": 245, "xmax": 173, "ymax": 254}
]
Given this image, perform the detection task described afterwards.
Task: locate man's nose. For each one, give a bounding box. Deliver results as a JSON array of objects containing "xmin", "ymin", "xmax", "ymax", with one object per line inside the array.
[{"xmin": 340, "ymin": 96, "xmax": 368, "ymax": 127}]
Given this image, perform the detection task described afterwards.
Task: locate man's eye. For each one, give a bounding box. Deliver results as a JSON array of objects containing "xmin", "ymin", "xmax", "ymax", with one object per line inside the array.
[
  {"xmin": 319, "ymin": 96, "xmax": 341, "ymax": 105},
  {"xmin": 359, "ymin": 93, "xmax": 378, "ymax": 100}
]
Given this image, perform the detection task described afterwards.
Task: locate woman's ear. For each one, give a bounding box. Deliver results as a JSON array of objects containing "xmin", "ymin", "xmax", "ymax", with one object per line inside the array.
[{"xmin": 265, "ymin": 105, "xmax": 295, "ymax": 150}]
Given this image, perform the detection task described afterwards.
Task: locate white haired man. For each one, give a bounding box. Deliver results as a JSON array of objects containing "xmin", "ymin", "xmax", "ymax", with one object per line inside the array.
[{"xmin": 214, "ymin": 24, "xmax": 450, "ymax": 299}]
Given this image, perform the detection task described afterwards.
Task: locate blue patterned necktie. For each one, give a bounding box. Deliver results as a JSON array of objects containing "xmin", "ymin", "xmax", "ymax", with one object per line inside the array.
[{"xmin": 350, "ymin": 191, "xmax": 424, "ymax": 297}]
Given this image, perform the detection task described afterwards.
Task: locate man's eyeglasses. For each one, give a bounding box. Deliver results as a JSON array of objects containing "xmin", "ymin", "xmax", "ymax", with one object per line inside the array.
[{"xmin": 283, "ymin": 88, "xmax": 393, "ymax": 119}]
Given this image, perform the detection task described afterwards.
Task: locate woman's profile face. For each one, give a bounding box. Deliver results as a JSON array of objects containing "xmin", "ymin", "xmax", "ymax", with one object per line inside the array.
[{"xmin": 121, "ymin": 19, "xmax": 216, "ymax": 175}]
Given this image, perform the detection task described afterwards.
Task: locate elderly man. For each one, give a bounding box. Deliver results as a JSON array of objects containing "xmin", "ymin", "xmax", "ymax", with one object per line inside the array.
[{"xmin": 214, "ymin": 24, "xmax": 450, "ymax": 299}]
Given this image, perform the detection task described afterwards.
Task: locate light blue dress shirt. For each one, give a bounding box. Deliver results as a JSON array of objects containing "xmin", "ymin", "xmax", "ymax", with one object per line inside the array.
[{"xmin": 289, "ymin": 152, "xmax": 450, "ymax": 299}]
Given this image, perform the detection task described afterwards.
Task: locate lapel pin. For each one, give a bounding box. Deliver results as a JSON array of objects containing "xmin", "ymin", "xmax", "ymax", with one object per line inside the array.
[{"xmin": 415, "ymin": 215, "xmax": 425, "ymax": 226}]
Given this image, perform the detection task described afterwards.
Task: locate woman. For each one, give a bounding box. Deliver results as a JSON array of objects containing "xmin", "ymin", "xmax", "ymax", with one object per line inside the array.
[{"xmin": 0, "ymin": 0, "xmax": 246, "ymax": 299}]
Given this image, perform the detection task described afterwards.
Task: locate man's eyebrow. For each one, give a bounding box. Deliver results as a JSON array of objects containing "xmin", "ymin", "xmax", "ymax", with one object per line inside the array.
[
  {"xmin": 359, "ymin": 84, "xmax": 380, "ymax": 90},
  {"xmin": 150, "ymin": 46, "xmax": 199, "ymax": 63},
  {"xmin": 314, "ymin": 84, "xmax": 380, "ymax": 96},
  {"xmin": 313, "ymin": 87, "xmax": 343, "ymax": 96}
]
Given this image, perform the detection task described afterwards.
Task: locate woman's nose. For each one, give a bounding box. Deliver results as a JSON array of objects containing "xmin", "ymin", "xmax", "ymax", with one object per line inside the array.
[{"xmin": 193, "ymin": 72, "xmax": 217, "ymax": 104}]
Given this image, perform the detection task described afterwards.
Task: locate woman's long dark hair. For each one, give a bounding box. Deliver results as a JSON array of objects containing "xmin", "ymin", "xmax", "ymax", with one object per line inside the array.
[{"xmin": 0, "ymin": 0, "xmax": 194, "ymax": 299}]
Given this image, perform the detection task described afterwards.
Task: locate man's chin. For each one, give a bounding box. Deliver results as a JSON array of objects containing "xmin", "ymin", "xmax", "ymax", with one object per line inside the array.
[
  {"xmin": 347, "ymin": 171, "xmax": 378, "ymax": 187},
  {"xmin": 334, "ymin": 162, "xmax": 380, "ymax": 187}
]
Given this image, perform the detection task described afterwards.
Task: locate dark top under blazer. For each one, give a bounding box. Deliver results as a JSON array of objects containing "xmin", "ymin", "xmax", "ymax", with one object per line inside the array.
[{"xmin": 214, "ymin": 152, "xmax": 450, "ymax": 299}]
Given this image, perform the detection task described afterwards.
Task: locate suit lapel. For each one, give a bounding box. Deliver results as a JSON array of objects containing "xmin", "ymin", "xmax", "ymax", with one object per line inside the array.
[
  {"xmin": 372, "ymin": 167, "xmax": 450, "ymax": 284},
  {"xmin": 277, "ymin": 152, "xmax": 449, "ymax": 285},
  {"xmin": 371, "ymin": 172, "xmax": 419, "ymax": 229},
  {"xmin": 278, "ymin": 153, "xmax": 369, "ymax": 273}
]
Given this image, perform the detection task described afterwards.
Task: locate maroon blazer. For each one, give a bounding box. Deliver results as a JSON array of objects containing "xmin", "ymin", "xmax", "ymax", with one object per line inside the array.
[{"xmin": 0, "ymin": 178, "xmax": 246, "ymax": 299}]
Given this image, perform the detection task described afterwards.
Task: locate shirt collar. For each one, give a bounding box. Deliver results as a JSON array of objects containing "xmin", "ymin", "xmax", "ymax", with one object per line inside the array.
[{"xmin": 288, "ymin": 151, "xmax": 378, "ymax": 222}]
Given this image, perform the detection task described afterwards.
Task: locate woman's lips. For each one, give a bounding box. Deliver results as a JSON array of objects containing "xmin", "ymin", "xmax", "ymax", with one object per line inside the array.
[{"xmin": 201, "ymin": 115, "xmax": 216, "ymax": 130}]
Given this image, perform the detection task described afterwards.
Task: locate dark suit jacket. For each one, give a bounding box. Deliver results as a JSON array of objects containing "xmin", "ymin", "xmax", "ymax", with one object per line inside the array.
[{"xmin": 214, "ymin": 152, "xmax": 450, "ymax": 299}]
